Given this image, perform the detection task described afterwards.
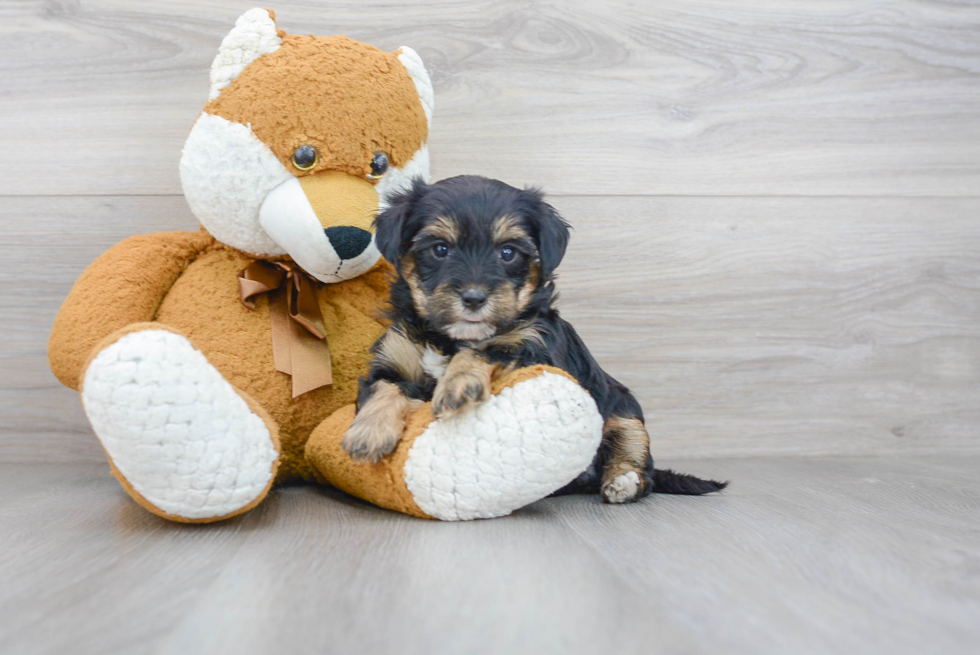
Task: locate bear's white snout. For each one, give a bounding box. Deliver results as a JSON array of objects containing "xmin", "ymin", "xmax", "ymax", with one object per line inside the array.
[{"xmin": 259, "ymin": 176, "xmax": 382, "ymax": 283}]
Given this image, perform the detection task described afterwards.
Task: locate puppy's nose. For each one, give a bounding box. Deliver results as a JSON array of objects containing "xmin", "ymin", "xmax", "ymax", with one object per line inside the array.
[
  {"xmin": 461, "ymin": 288, "xmax": 488, "ymax": 311},
  {"xmin": 324, "ymin": 226, "xmax": 372, "ymax": 260}
]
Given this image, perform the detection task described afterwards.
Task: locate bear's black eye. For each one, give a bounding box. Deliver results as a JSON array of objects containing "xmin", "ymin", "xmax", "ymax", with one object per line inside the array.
[
  {"xmin": 292, "ymin": 145, "xmax": 318, "ymax": 171},
  {"xmin": 368, "ymin": 152, "xmax": 390, "ymax": 179},
  {"xmin": 432, "ymin": 242, "xmax": 450, "ymax": 259},
  {"xmin": 499, "ymin": 246, "xmax": 516, "ymax": 263}
]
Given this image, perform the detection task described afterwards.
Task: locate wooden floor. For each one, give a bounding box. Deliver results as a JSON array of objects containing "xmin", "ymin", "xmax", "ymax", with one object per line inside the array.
[
  {"xmin": 2, "ymin": 455, "xmax": 978, "ymax": 655},
  {"xmin": 3, "ymin": 1, "xmax": 980, "ymax": 653},
  {"xmin": 3, "ymin": 1, "xmax": 979, "ymax": 461}
]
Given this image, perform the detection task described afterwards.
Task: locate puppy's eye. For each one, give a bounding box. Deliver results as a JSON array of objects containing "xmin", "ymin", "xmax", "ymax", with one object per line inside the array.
[
  {"xmin": 292, "ymin": 145, "xmax": 318, "ymax": 171},
  {"xmin": 432, "ymin": 242, "xmax": 450, "ymax": 259},
  {"xmin": 499, "ymin": 246, "xmax": 517, "ymax": 263},
  {"xmin": 367, "ymin": 152, "xmax": 390, "ymax": 179}
]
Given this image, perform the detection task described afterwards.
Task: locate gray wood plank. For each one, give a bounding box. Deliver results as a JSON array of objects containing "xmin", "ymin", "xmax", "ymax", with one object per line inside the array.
[
  {"xmin": 0, "ymin": 462, "xmax": 701, "ymax": 655},
  {"xmin": 557, "ymin": 196, "xmax": 980, "ymax": 458},
  {"xmin": 1, "ymin": 456, "xmax": 978, "ymax": 655},
  {"xmin": 0, "ymin": 196, "xmax": 199, "ymax": 463},
  {"xmin": 3, "ymin": 195, "xmax": 978, "ymax": 461},
  {"xmin": 549, "ymin": 455, "xmax": 980, "ymax": 655},
  {"xmin": 2, "ymin": 1, "xmax": 979, "ymax": 196}
]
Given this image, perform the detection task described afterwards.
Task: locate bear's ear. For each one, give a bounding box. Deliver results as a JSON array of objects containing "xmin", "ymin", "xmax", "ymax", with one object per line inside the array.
[
  {"xmin": 396, "ymin": 46, "xmax": 434, "ymax": 126},
  {"xmin": 374, "ymin": 177, "xmax": 429, "ymax": 269},
  {"xmin": 209, "ymin": 8, "xmax": 283, "ymax": 100}
]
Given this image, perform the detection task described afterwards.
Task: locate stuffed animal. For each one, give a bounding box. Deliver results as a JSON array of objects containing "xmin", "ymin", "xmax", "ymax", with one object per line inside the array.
[{"xmin": 47, "ymin": 8, "xmax": 603, "ymax": 522}]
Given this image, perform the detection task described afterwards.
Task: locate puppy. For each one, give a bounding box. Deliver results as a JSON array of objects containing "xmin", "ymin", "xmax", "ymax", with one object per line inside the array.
[{"xmin": 342, "ymin": 175, "xmax": 727, "ymax": 503}]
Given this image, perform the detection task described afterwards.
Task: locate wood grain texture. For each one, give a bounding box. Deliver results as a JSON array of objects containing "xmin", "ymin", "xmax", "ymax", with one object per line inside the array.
[
  {"xmin": 1, "ymin": 0, "xmax": 979, "ymax": 196},
  {"xmin": 557, "ymin": 195, "xmax": 980, "ymax": 458},
  {"xmin": 1, "ymin": 456, "xmax": 978, "ymax": 655},
  {"xmin": 2, "ymin": 195, "xmax": 977, "ymax": 462}
]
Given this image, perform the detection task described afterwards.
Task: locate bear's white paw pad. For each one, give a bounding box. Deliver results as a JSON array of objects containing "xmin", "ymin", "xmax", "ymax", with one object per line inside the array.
[
  {"xmin": 603, "ymin": 471, "xmax": 641, "ymax": 504},
  {"xmin": 82, "ymin": 329, "xmax": 278, "ymax": 520},
  {"xmin": 403, "ymin": 372, "xmax": 604, "ymax": 521}
]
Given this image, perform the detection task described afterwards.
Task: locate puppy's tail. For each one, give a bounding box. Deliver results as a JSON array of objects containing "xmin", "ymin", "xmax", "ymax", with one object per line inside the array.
[{"xmin": 652, "ymin": 468, "xmax": 728, "ymax": 495}]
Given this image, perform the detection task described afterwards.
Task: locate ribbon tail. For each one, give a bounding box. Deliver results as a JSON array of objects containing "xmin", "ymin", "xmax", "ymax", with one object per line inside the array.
[
  {"xmin": 287, "ymin": 317, "xmax": 334, "ymax": 398},
  {"xmin": 289, "ymin": 271, "xmax": 328, "ymax": 339},
  {"xmin": 269, "ymin": 290, "xmax": 295, "ymax": 376}
]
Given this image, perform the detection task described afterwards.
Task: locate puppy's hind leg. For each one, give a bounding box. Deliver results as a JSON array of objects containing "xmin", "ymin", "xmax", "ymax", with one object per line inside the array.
[
  {"xmin": 343, "ymin": 381, "xmax": 422, "ymax": 464},
  {"xmin": 598, "ymin": 415, "xmax": 729, "ymax": 501},
  {"xmin": 599, "ymin": 415, "xmax": 655, "ymax": 504}
]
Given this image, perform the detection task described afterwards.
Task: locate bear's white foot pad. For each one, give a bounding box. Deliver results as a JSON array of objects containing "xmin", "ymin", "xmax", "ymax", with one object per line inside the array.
[
  {"xmin": 82, "ymin": 329, "xmax": 278, "ymax": 520},
  {"xmin": 602, "ymin": 471, "xmax": 641, "ymax": 504},
  {"xmin": 403, "ymin": 372, "xmax": 604, "ymax": 521}
]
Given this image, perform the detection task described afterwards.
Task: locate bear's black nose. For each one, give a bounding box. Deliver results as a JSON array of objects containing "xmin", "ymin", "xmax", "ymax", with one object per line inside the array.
[{"xmin": 324, "ymin": 226, "xmax": 372, "ymax": 260}]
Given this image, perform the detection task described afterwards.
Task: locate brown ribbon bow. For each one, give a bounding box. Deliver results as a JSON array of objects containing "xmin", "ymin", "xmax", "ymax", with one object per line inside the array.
[{"xmin": 239, "ymin": 260, "xmax": 333, "ymax": 398}]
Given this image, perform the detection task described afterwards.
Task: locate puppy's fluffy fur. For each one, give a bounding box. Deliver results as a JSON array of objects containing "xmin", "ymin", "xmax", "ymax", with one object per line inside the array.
[{"xmin": 342, "ymin": 175, "xmax": 727, "ymax": 503}]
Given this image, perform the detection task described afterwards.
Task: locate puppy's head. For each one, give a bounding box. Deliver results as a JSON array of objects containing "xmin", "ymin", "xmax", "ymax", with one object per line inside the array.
[{"xmin": 375, "ymin": 175, "xmax": 570, "ymax": 341}]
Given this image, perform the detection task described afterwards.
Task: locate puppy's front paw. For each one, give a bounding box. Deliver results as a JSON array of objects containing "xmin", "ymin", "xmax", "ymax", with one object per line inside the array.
[
  {"xmin": 342, "ymin": 411, "xmax": 404, "ymax": 464},
  {"xmin": 601, "ymin": 470, "xmax": 645, "ymax": 504},
  {"xmin": 432, "ymin": 368, "xmax": 490, "ymax": 419}
]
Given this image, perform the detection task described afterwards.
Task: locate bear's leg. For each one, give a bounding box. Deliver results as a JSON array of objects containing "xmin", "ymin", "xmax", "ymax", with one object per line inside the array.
[
  {"xmin": 81, "ymin": 324, "xmax": 281, "ymax": 523},
  {"xmin": 305, "ymin": 366, "xmax": 604, "ymax": 521}
]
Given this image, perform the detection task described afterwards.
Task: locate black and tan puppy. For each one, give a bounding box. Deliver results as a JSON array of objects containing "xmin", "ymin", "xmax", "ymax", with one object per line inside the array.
[{"xmin": 343, "ymin": 175, "xmax": 726, "ymax": 503}]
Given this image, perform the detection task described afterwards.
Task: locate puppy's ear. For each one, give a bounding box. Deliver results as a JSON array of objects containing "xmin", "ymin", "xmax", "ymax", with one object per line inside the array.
[
  {"xmin": 374, "ymin": 177, "xmax": 428, "ymax": 268},
  {"xmin": 525, "ymin": 189, "xmax": 570, "ymax": 276}
]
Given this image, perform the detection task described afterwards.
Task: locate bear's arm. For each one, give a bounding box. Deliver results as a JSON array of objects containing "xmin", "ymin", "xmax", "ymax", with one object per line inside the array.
[{"xmin": 48, "ymin": 229, "xmax": 215, "ymax": 390}]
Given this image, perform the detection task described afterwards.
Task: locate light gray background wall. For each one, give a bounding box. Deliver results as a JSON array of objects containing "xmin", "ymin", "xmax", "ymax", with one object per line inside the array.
[
  {"xmin": 2, "ymin": 0, "xmax": 978, "ymax": 462},
  {"xmin": 3, "ymin": 4, "xmax": 980, "ymax": 654}
]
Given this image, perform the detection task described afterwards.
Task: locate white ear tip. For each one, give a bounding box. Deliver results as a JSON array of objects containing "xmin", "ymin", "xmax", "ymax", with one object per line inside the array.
[
  {"xmin": 208, "ymin": 8, "xmax": 282, "ymax": 101},
  {"xmin": 236, "ymin": 7, "xmax": 275, "ymax": 26},
  {"xmin": 397, "ymin": 46, "xmax": 434, "ymax": 125}
]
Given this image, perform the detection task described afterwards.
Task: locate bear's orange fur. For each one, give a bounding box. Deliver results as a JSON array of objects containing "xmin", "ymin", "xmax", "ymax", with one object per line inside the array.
[
  {"xmin": 49, "ymin": 229, "xmax": 393, "ymax": 483},
  {"xmin": 206, "ymin": 35, "xmax": 428, "ymax": 179}
]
